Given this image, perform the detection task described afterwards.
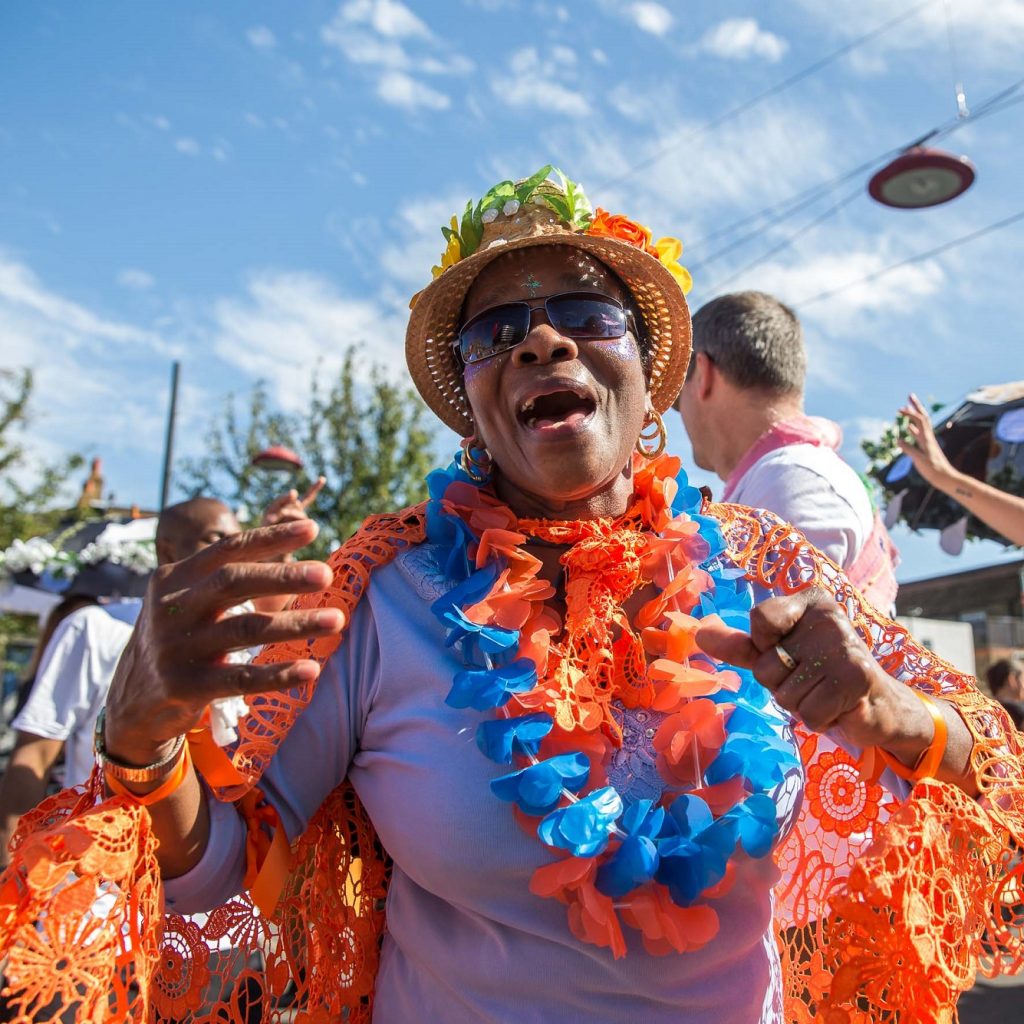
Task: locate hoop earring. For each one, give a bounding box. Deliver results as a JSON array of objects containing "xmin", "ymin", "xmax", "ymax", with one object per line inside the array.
[
  {"xmin": 635, "ymin": 410, "xmax": 667, "ymax": 459},
  {"xmin": 459, "ymin": 439, "xmax": 492, "ymax": 482}
]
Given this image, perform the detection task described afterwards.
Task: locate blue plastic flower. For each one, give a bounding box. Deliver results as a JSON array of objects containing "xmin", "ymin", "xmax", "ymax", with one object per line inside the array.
[
  {"xmin": 437, "ymin": 604, "xmax": 520, "ymax": 661},
  {"xmin": 490, "ymin": 753, "xmax": 589, "ymax": 815},
  {"xmin": 447, "ymin": 659, "xmax": 538, "ymax": 711},
  {"xmin": 476, "ymin": 712, "xmax": 553, "ymax": 763},
  {"xmin": 595, "ymin": 799, "xmax": 665, "ymax": 897},
  {"xmin": 431, "ymin": 565, "xmax": 499, "ymax": 622},
  {"xmin": 704, "ymin": 734, "xmax": 797, "ymax": 791},
  {"xmin": 656, "ymin": 795, "xmax": 736, "ymax": 906},
  {"xmin": 538, "ymin": 786, "xmax": 624, "ymax": 858},
  {"xmin": 720, "ymin": 793, "xmax": 780, "ymax": 858}
]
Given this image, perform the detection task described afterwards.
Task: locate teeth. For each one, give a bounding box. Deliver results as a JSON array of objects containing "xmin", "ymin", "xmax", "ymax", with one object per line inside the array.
[
  {"xmin": 521, "ymin": 398, "xmax": 535, "ymax": 413},
  {"xmin": 527, "ymin": 417, "xmax": 537, "ymax": 428}
]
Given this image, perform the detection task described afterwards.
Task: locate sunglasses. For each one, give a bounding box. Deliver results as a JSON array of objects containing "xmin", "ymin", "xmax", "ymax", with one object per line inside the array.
[{"xmin": 455, "ymin": 292, "xmax": 632, "ymax": 365}]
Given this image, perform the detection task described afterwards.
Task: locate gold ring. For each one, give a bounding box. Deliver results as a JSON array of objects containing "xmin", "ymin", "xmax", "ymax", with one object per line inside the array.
[{"xmin": 774, "ymin": 644, "xmax": 797, "ymax": 672}]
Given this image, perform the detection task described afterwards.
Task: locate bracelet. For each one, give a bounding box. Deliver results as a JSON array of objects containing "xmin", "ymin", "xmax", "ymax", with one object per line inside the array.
[
  {"xmin": 105, "ymin": 741, "xmax": 192, "ymax": 807},
  {"xmin": 94, "ymin": 706, "xmax": 187, "ymax": 783},
  {"xmin": 875, "ymin": 689, "xmax": 948, "ymax": 784}
]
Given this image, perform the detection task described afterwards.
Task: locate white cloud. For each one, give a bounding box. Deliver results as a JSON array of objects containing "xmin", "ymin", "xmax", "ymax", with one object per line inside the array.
[
  {"xmin": 174, "ymin": 137, "xmax": 200, "ymax": 156},
  {"xmin": 792, "ymin": 0, "xmax": 1024, "ymax": 63},
  {"xmin": 322, "ymin": 0, "xmax": 459, "ymax": 69},
  {"xmin": 210, "ymin": 270, "xmax": 408, "ymax": 411},
  {"xmin": 630, "ymin": 2, "xmax": 673, "ymax": 37},
  {"xmin": 246, "ymin": 25, "xmax": 278, "ymax": 51},
  {"xmin": 149, "ymin": 115, "xmax": 171, "ymax": 131},
  {"xmin": 321, "ymin": 0, "xmax": 470, "ymax": 112},
  {"xmin": 698, "ymin": 18, "xmax": 788, "ymax": 62},
  {"xmin": 377, "ymin": 70, "xmax": 450, "ymax": 110},
  {"xmin": 340, "ymin": 0, "xmax": 431, "ymax": 39},
  {"xmin": 378, "ymin": 191, "xmax": 467, "ymax": 292},
  {"xmin": 492, "ymin": 46, "xmax": 590, "ymax": 118},
  {"xmin": 749, "ymin": 249, "xmax": 946, "ymax": 332},
  {"xmin": 0, "ymin": 253, "xmax": 172, "ymax": 485},
  {"xmin": 117, "ymin": 268, "xmax": 155, "ymax": 291}
]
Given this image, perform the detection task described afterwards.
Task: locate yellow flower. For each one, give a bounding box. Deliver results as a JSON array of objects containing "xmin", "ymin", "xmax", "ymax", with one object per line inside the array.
[
  {"xmin": 653, "ymin": 236, "xmax": 693, "ymax": 295},
  {"xmin": 431, "ymin": 216, "xmax": 463, "ymax": 279}
]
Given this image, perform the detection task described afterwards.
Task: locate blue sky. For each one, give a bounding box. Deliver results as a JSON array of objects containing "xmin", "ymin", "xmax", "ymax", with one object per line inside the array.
[{"xmin": 1, "ymin": 0, "xmax": 1022, "ymax": 581}]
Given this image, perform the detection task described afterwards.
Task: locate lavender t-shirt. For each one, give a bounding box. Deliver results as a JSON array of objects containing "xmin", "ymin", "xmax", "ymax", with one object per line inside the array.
[{"xmin": 165, "ymin": 543, "xmax": 801, "ymax": 1023}]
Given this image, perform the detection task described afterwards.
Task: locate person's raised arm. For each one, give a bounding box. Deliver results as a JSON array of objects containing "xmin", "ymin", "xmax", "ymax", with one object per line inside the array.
[
  {"xmin": 0, "ymin": 733, "xmax": 63, "ymax": 869},
  {"xmin": 101, "ymin": 518, "xmax": 344, "ymax": 879},
  {"xmin": 899, "ymin": 393, "xmax": 1024, "ymax": 546}
]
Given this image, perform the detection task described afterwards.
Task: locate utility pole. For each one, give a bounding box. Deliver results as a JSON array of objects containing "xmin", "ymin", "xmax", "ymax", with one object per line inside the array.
[{"xmin": 158, "ymin": 361, "xmax": 180, "ymax": 511}]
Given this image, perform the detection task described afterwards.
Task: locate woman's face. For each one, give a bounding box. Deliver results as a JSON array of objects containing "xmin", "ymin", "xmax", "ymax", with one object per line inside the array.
[{"xmin": 460, "ymin": 245, "xmax": 650, "ymax": 518}]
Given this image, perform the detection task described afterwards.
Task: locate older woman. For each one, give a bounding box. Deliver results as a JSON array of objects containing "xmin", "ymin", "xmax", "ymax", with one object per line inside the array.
[{"xmin": 3, "ymin": 169, "xmax": 1022, "ymax": 1024}]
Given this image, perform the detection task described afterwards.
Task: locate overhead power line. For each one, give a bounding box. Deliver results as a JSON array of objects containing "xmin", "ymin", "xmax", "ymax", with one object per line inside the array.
[
  {"xmin": 689, "ymin": 75, "xmax": 1024, "ymax": 264},
  {"xmin": 792, "ymin": 209, "xmax": 1024, "ymax": 308},
  {"xmin": 598, "ymin": 0, "xmax": 932, "ymax": 191}
]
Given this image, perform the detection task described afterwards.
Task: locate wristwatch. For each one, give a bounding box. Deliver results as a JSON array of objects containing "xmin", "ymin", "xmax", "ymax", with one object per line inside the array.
[{"xmin": 93, "ymin": 706, "xmax": 186, "ymax": 784}]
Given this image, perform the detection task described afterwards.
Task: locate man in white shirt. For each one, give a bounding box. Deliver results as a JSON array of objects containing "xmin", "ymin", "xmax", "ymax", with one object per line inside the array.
[{"xmin": 676, "ymin": 290, "xmax": 898, "ymax": 609}]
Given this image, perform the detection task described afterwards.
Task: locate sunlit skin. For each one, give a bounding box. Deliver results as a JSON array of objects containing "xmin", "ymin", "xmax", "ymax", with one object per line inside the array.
[{"xmin": 460, "ymin": 246, "xmax": 651, "ymax": 522}]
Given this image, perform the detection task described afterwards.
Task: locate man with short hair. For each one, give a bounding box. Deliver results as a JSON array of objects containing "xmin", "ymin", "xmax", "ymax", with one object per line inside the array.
[
  {"xmin": 676, "ymin": 290, "xmax": 899, "ymax": 609},
  {"xmin": 986, "ymin": 654, "xmax": 1024, "ymax": 729}
]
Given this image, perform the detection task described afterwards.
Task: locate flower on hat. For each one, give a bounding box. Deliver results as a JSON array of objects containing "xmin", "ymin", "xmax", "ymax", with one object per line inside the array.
[
  {"xmin": 653, "ymin": 236, "xmax": 693, "ymax": 294},
  {"xmin": 586, "ymin": 208, "xmax": 657, "ymax": 256},
  {"xmin": 431, "ymin": 216, "xmax": 462, "ymax": 279}
]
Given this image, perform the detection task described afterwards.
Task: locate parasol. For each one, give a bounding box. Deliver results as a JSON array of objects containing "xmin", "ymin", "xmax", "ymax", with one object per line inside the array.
[
  {"xmin": 0, "ymin": 516, "xmax": 157, "ymax": 606},
  {"xmin": 872, "ymin": 382, "xmax": 1024, "ymax": 554}
]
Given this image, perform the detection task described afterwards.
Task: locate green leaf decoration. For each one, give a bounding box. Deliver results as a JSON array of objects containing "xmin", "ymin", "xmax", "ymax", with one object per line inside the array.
[
  {"xmin": 515, "ymin": 164, "xmax": 554, "ymax": 203},
  {"xmin": 460, "ymin": 199, "xmax": 483, "ymax": 257},
  {"xmin": 539, "ymin": 191, "xmax": 572, "ymax": 224}
]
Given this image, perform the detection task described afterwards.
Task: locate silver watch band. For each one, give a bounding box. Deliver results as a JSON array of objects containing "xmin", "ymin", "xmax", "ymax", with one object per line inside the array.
[{"xmin": 93, "ymin": 706, "xmax": 187, "ymax": 784}]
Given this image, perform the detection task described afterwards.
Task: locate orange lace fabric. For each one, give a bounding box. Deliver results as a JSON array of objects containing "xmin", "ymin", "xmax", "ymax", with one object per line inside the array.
[{"xmin": 1, "ymin": 501, "xmax": 1022, "ymax": 1023}]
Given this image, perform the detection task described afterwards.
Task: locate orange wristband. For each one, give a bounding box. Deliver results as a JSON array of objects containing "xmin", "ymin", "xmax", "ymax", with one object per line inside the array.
[
  {"xmin": 875, "ymin": 689, "xmax": 948, "ymax": 784},
  {"xmin": 105, "ymin": 741, "xmax": 192, "ymax": 806}
]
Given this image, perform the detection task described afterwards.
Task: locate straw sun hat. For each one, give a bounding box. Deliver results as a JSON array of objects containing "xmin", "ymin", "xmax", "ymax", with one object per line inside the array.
[{"xmin": 405, "ymin": 166, "xmax": 694, "ymax": 437}]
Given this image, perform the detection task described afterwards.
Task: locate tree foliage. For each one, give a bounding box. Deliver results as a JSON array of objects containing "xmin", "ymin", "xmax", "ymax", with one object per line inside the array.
[
  {"xmin": 176, "ymin": 350, "xmax": 438, "ymax": 558},
  {"xmin": 0, "ymin": 369, "xmax": 86, "ymax": 551},
  {"xmin": 0, "ymin": 369, "xmax": 87, "ymax": 656}
]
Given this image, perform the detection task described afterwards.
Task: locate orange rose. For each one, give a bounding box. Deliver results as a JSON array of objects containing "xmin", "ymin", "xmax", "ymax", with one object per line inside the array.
[{"xmin": 586, "ymin": 208, "xmax": 658, "ymax": 256}]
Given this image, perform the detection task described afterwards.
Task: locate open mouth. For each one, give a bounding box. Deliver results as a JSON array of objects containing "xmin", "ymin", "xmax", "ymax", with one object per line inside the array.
[{"xmin": 517, "ymin": 389, "xmax": 597, "ymax": 433}]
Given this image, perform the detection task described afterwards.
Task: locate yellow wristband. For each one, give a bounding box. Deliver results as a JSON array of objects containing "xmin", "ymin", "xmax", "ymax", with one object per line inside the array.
[{"xmin": 875, "ymin": 689, "xmax": 948, "ymax": 784}]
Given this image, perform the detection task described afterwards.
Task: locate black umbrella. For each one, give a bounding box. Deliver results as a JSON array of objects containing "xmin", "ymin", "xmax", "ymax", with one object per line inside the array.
[
  {"xmin": 873, "ymin": 382, "xmax": 1024, "ymax": 553},
  {"xmin": 9, "ymin": 515, "xmax": 156, "ymax": 600}
]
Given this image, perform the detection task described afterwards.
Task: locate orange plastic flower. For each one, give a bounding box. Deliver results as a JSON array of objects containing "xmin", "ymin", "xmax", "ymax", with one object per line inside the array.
[
  {"xmin": 586, "ymin": 207, "xmax": 657, "ymax": 255},
  {"xmin": 805, "ymin": 749, "xmax": 882, "ymax": 839},
  {"xmin": 653, "ymin": 699, "xmax": 729, "ymax": 786},
  {"xmin": 619, "ymin": 885, "xmax": 720, "ymax": 955}
]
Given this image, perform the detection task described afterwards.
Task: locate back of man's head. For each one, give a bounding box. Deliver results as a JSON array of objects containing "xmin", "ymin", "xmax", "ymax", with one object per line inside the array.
[
  {"xmin": 156, "ymin": 497, "xmax": 240, "ymax": 566},
  {"xmin": 987, "ymin": 652, "xmax": 1024, "ymax": 701},
  {"xmin": 689, "ymin": 291, "xmax": 806, "ymax": 396}
]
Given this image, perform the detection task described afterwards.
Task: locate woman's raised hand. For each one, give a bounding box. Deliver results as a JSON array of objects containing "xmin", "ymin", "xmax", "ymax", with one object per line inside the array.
[
  {"xmin": 103, "ymin": 519, "xmax": 344, "ymax": 767},
  {"xmin": 897, "ymin": 393, "xmax": 955, "ymax": 487}
]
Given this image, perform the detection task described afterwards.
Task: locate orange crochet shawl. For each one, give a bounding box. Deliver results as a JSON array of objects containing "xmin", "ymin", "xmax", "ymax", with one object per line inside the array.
[{"xmin": 2, "ymin": 501, "xmax": 1022, "ymax": 1023}]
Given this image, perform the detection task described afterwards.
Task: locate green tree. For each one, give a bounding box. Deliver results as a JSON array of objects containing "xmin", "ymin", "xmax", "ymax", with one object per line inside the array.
[
  {"xmin": 0, "ymin": 369, "xmax": 85, "ymax": 551},
  {"xmin": 176, "ymin": 349, "xmax": 438, "ymax": 558},
  {"xmin": 0, "ymin": 369, "xmax": 86, "ymax": 667}
]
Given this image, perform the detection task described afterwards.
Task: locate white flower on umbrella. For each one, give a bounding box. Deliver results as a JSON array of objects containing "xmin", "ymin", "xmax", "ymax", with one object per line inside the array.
[
  {"xmin": 502, "ymin": 199, "xmax": 520, "ymax": 217},
  {"xmin": 0, "ymin": 537, "xmax": 58, "ymax": 575},
  {"xmin": 0, "ymin": 533, "xmax": 156, "ymax": 581}
]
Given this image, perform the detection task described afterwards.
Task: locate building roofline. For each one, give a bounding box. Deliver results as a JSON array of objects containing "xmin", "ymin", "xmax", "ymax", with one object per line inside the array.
[{"xmin": 899, "ymin": 557, "xmax": 1024, "ymax": 589}]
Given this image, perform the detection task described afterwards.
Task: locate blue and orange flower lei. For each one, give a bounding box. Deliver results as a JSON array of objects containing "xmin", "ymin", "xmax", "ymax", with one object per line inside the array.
[{"xmin": 425, "ymin": 451, "xmax": 801, "ymax": 957}]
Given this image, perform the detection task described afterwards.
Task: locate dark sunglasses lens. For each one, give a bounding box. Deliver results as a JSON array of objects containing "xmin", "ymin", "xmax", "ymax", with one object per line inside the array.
[
  {"xmin": 547, "ymin": 296, "xmax": 627, "ymax": 338},
  {"xmin": 459, "ymin": 305, "xmax": 530, "ymax": 363}
]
